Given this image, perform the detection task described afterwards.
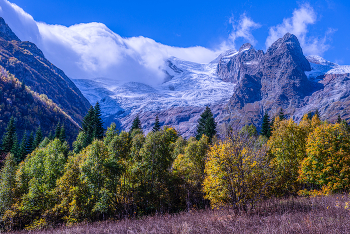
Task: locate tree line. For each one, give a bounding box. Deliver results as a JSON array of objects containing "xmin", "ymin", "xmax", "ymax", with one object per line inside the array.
[{"xmin": 0, "ymin": 105, "xmax": 349, "ymax": 231}]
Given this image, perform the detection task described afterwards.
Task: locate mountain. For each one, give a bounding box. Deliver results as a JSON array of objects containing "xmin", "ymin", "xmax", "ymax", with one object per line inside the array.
[
  {"xmin": 0, "ymin": 66, "xmax": 80, "ymax": 144},
  {"xmin": 74, "ymin": 57, "xmax": 235, "ymax": 136},
  {"xmin": 0, "ymin": 17, "xmax": 90, "ymax": 124},
  {"xmin": 219, "ymin": 33, "xmax": 350, "ymax": 127},
  {"xmin": 74, "ymin": 33, "xmax": 350, "ymax": 135}
]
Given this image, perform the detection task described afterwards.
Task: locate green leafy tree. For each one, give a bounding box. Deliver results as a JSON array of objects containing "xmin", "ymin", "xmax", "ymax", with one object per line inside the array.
[
  {"xmin": 0, "ymin": 153, "xmax": 17, "ymax": 217},
  {"xmin": 104, "ymin": 123, "xmax": 119, "ymax": 146},
  {"xmin": 1, "ymin": 116, "xmax": 16, "ymax": 154},
  {"xmin": 260, "ymin": 113, "xmax": 271, "ymax": 138},
  {"xmin": 195, "ymin": 106, "xmax": 217, "ymax": 142},
  {"xmin": 152, "ymin": 115, "xmax": 161, "ymax": 132},
  {"xmin": 130, "ymin": 115, "xmax": 142, "ymax": 133}
]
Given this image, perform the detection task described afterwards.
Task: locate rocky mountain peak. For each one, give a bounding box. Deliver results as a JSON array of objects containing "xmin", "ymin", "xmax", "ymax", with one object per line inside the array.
[
  {"xmin": 266, "ymin": 33, "xmax": 311, "ymax": 72},
  {"xmin": 0, "ymin": 17, "xmax": 20, "ymax": 42},
  {"xmin": 239, "ymin": 43, "xmax": 253, "ymax": 52}
]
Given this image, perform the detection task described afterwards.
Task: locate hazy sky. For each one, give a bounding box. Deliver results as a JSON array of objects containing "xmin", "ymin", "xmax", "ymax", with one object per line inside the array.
[{"xmin": 1, "ymin": 0, "xmax": 349, "ymax": 84}]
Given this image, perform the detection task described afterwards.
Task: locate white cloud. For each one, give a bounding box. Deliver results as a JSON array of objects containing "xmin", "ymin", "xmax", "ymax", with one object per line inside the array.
[
  {"xmin": 221, "ymin": 14, "xmax": 261, "ymax": 51},
  {"xmin": 0, "ymin": 0, "xmax": 221, "ymax": 85},
  {"xmin": 265, "ymin": 4, "xmax": 333, "ymax": 55}
]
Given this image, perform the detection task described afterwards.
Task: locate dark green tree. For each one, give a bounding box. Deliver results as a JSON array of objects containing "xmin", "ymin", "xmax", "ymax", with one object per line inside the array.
[
  {"xmin": 10, "ymin": 133, "xmax": 19, "ymax": 161},
  {"xmin": 0, "ymin": 153, "xmax": 17, "ymax": 215},
  {"xmin": 82, "ymin": 106, "xmax": 95, "ymax": 136},
  {"xmin": 48, "ymin": 131, "xmax": 54, "ymax": 140},
  {"xmin": 130, "ymin": 115, "xmax": 142, "ymax": 133},
  {"xmin": 278, "ymin": 108, "xmax": 285, "ymax": 120},
  {"xmin": 27, "ymin": 131, "xmax": 34, "ymax": 154},
  {"xmin": 152, "ymin": 115, "xmax": 161, "ymax": 132},
  {"xmin": 18, "ymin": 131, "xmax": 28, "ymax": 162},
  {"xmin": 54, "ymin": 122, "xmax": 61, "ymax": 139},
  {"xmin": 195, "ymin": 106, "xmax": 217, "ymax": 142},
  {"xmin": 337, "ymin": 115, "xmax": 342, "ymax": 124},
  {"xmin": 315, "ymin": 109, "xmax": 320, "ymax": 118},
  {"xmin": 32, "ymin": 126, "xmax": 43, "ymax": 150},
  {"xmin": 93, "ymin": 102, "xmax": 104, "ymax": 139},
  {"xmin": 59, "ymin": 124, "xmax": 66, "ymax": 142},
  {"xmin": 1, "ymin": 116, "xmax": 16, "ymax": 154},
  {"xmin": 261, "ymin": 113, "xmax": 271, "ymax": 138}
]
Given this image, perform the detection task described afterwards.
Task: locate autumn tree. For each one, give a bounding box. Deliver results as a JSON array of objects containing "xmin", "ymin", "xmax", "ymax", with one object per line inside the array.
[
  {"xmin": 203, "ymin": 130, "xmax": 271, "ymax": 210},
  {"xmin": 299, "ymin": 123, "xmax": 350, "ymax": 194}
]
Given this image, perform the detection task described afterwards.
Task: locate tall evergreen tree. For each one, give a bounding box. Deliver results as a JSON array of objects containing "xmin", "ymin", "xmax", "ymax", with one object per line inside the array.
[
  {"xmin": 48, "ymin": 131, "xmax": 54, "ymax": 140},
  {"xmin": 32, "ymin": 126, "xmax": 43, "ymax": 150},
  {"xmin": 59, "ymin": 124, "xmax": 66, "ymax": 142},
  {"xmin": 1, "ymin": 116, "xmax": 16, "ymax": 154},
  {"xmin": 0, "ymin": 153, "xmax": 17, "ymax": 215},
  {"xmin": 27, "ymin": 131, "xmax": 34, "ymax": 154},
  {"xmin": 93, "ymin": 102, "xmax": 104, "ymax": 139},
  {"xmin": 18, "ymin": 131, "xmax": 28, "ymax": 162},
  {"xmin": 337, "ymin": 115, "xmax": 342, "ymax": 124},
  {"xmin": 54, "ymin": 122, "xmax": 61, "ymax": 139},
  {"xmin": 82, "ymin": 106, "xmax": 95, "ymax": 136},
  {"xmin": 278, "ymin": 108, "xmax": 285, "ymax": 120},
  {"xmin": 195, "ymin": 106, "xmax": 217, "ymax": 142},
  {"xmin": 130, "ymin": 115, "xmax": 142, "ymax": 133},
  {"xmin": 315, "ymin": 109, "xmax": 320, "ymax": 119},
  {"xmin": 152, "ymin": 115, "xmax": 161, "ymax": 132},
  {"xmin": 261, "ymin": 113, "xmax": 271, "ymax": 138},
  {"xmin": 10, "ymin": 133, "xmax": 19, "ymax": 161}
]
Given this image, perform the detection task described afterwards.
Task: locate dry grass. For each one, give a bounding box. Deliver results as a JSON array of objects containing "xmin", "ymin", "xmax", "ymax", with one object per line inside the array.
[{"xmin": 8, "ymin": 195, "xmax": 350, "ymax": 234}]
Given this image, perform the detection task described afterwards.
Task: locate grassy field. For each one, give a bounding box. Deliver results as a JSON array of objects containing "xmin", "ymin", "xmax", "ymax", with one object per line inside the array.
[{"xmin": 9, "ymin": 195, "xmax": 350, "ymax": 234}]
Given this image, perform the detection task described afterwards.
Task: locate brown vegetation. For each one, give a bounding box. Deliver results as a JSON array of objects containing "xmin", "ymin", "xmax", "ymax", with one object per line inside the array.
[{"xmin": 10, "ymin": 195, "xmax": 350, "ymax": 234}]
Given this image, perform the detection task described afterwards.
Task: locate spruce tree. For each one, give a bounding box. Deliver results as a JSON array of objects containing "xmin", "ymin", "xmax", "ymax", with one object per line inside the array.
[
  {"xmin": 32, "ymin": 126, "xmax": 43, "ymax": 150},
  {"xmin": 337, "ymin": 115, "xmax": 342, "ymax": 124},
  {"xmin": 10, "ymin": 133, "xmax": 19, "ymax": 161},
  {"xmin": 1, "ymin": 116, "xmax": 16, "ymax": 154},
  {"xmin": 59, "ymin": 124, "xmax": 66, "ymax": 142},
  {"xmin": 93, "ymin": 102, "xmax": 104, "ymax": 139},
  {"xmin": 18, "ymin": 131, "xmax": 28, "ymax": 162},
  {"xmin": 152, "ymin": 115, "xmax": 161, "ymax": 132},
  {"xmin": 54, "ymin": 122, "xmax": 61, "ymax": 139},
  {"xmin": 195, "ymin": 106, "xmax": 217, "ymax": 142},
  {"xmin": 315, "ymin": 109, "xmax": 320, "ymax": 119},
  {"xmin": 130, "ymin": 115, "xmax": 142, "ymax": 133},
  {"xmin": 27, "ymin": 131, "xmax": 34, "ymax": 154},
  {"xmin": 82, "ymin": 106, "xmax": 95, "ymax": 136},
  {"xmin": 261, "ymin": 113, "xmax": 271, "ymax": 138},
  {"xmin": 48, "ymin": 131, "xmax": 54, "ymax": 140},
  {"xmin": 278, "ymin": 108, "xmax": 285, "ymax": 120}
]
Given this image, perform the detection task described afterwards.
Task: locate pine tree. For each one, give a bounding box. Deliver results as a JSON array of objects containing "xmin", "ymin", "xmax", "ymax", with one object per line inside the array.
[
  {"xmin": 93, "ymin": 102, "xmax": 104, "ymax": 139},
  {"xmin": 59, "ymin": 124, "xmax": 66, "ymax": 142},
  {"xmin": 18, "ymin": 131, "xmax": 28, "ymax": 162},
  {"xmin": 195, "ymin": 106, "xmax": 217, "ymax": 142},
  {"xmin": 82, "ymin": 106, "xmax": 95, "ymax": 136},
  {"xmin": 48, "ymin": 131, "xmax": 54, "ymax": 140},
  {"xmin": 152, "ymin": 115, "xmax": 161, "ymax": 132},
  {"xmin": 32, "ymin": 126, "xmax": 43, "ymax": 150},
  {"xmin": 1, "ymin": 116, "xmax": 16, "ymax": 154},
  {"xmin": 10, "ymin": 133, "xmax": 19, "ymax": 161},
  {"xmin": 27, "ymin": 131, "xmax": 34, "ymax": 154},
  {"xmin": 337, "ymin": 115, "xmax": 342, "ymax": 124},
  {"xmin": 130, "ymin": 115, "xmax": 142, "ymax": 133},
  {"xmin": 261, "ymin": 113, "xmax": 271, "ymax": 138},
  {"xmin": 54, "ymin": 122, "xmax": 61, "ymax": 139},
  {"xmin": 315, "ymin": 109, "xmax": 320, "ymax": 119},
  {"xmin": 278, "ymin": 108, "xmax": 285, "ymax": 120}
]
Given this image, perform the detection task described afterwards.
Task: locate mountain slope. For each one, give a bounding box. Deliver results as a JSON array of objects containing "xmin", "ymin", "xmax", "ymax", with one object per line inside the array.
[
  {"xmin": 0, "ymin": 66, "xmax": 80, "ymax": 144},
  {"xmin": 0, "ymin": 17, "xmax": 90, "ymax": 124}
]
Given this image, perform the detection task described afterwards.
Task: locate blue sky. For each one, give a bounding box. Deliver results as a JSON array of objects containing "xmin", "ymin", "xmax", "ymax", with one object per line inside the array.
[
  {"xmin": 8, "ymin": 0, "xmax": 350, "ymax": 64},
  {"xmin": 0, "ymin": 0, "xmax": 349, "ymax": 85}
]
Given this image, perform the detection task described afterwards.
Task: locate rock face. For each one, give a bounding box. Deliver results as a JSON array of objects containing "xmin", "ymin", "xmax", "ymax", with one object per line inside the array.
[
  {"xmin": 0, "ymin": 17, "xmax": 90, "ymax": 124},
  {"xmin": 217, "ymin": 33, "xmax": 350, "ymax": 129}
]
